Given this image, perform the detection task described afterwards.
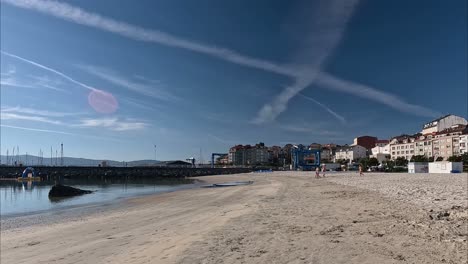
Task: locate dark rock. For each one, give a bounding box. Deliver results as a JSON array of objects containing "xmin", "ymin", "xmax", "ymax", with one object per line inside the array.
[{"xmin": 48, "ymin": 184, "xmax": 93, "ymax": 197}]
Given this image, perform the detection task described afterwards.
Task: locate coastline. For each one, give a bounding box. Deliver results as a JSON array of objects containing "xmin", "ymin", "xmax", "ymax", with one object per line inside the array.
[
  {"xmin": 0, "ymin": 179, "xmax": 203, "ymax": 230},
  {"xmin": 1, "ymin": 172, "xmax": 466, "ymax": 264}
]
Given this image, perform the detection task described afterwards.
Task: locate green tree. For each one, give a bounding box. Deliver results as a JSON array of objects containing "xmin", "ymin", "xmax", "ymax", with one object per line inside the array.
[
  {"xmin": 410, "ymin": 155, "xmax": 428, "ymax": 162},
  {"xmin": 428, "ymin": 156, "xmax": 434, "ymax": 162},
  {"xmin": 368, "ymin": 157, "xmax": 379, "ymax": 167},
  {"xmin": 395, "ymin": 157, "xmax": 408, "ymax": 166},
  {"xmin": 436, "ymin": 157, "xmax": 444, "ymax": 161},
  {"xmin": 462, "ymin": 153, "xmax": 468, "ymax": 165},
  {"xmin": 447, "ymin": 155, "xmax": 462, "ymax": 162},
  {"xmin": 383, "ymin": 160, "xmax": 395, "ymax": 171},
  {"xmin": 359, "ymin": 157, "xmax": 370, "ymax": 169}
]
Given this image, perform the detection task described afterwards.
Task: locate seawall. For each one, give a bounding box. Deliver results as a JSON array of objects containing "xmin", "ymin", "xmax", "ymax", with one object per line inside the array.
[{"xmin": 0, "ymin": 166, "xmax": 254, "ymax": 180}]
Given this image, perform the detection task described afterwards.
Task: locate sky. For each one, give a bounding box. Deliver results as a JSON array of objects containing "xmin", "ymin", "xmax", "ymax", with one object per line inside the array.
[{"xmin": 0, "ymin": 0, "xmax": 467, "ymax": 162}]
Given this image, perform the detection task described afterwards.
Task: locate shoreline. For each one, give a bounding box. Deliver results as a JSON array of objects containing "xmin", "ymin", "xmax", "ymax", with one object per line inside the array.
[
  {"xmin": 0, "ymin": 179, "xmax": 205, "ymax": 230},
  {"xmin": 1, "ymin": 172, "xmax": 466, "ymax": 264}
]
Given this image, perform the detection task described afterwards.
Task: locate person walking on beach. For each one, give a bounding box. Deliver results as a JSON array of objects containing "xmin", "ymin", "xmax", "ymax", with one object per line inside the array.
[
  {"xmin": 359, "ymin": 164, "xmax": 364, "ymax": 176},
  {"xmin": 321, "ymin": 164, "xmax": 326, "ymax": 177},
  {"xmin": 315, "ymin": 166, "xmax": 320, "ymax": 178}
]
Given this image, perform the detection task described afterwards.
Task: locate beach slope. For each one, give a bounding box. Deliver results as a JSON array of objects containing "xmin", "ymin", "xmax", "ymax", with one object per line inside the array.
[{"xmin": 1, "ymin": 172, "xmax": 466, "ymax": 264}]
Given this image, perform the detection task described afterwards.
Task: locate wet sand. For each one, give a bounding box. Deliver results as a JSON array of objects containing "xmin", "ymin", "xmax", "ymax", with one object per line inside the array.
[{"xmin": 1, "ymin": 172, "xmax": 467, "ymax": 264}]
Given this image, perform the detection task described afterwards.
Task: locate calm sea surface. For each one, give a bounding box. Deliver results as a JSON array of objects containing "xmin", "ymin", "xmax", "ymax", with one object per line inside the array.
[{"xmin": 0, "ymin": 178, "xmax": 194, "ymax": 216}]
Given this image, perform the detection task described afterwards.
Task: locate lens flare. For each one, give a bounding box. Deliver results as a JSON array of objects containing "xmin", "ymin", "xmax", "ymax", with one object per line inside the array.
[{"xmin": 88, "ymin": 90, "xmax": 118, "ymax": 114}]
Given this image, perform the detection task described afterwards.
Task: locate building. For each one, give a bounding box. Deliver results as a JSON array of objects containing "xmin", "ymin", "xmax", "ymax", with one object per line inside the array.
[
  {"xmin": 375, "ymin": 139, "xmax": 389, "ymax": 147},
  {"xmin": 370, "ymin": 142, "xmax": 390, "ymax": 163},
  {"xmin": 309, "ymin": 143, "xmax": 322, "ymax": 150},
  {"xmin": 352, "ymin": 136, "xmax": 378, "ymax": 150},
  {"xmin": 320, "ymin": 148, "xmax": 333, "ymax": 162},
  {"xmin": 281, "ymin": 144, "xmax": 294, "ymax": 165},
  {"xmin": 321, "ymin": 143, "xmax": 338, "ymax": 162},
  {"xmin": 215, "ymin": 155, "xmax": 229, "ymax": 165},
  {"xmin": 421, "ymin": 114, "xmax": 467, "ymax": 134},
  {"xmin": 432, "ymin": 125, "xmax": 467, "ymax": 160},
  {"xmin": 335, "ymin": 145, "xmax": 367, "ymax": 163},
  {"xmin": 268, "ymin": 146, "xmax": 282, "ymax": 164},
  {"xmin": 228, "ymin": 145, "xmax": 244, "ymax": 165},
  {"xmin": 389, "ymin": 135, "xmax": 416, "ymax": 161},
  {"xmin": 460, "ymin": 132, "xmax": 468, "ymax": 154},
  {"xmin": 413, "ymin": 134, "xmax": 434, "ymax": 157},
  {"xmin": 228, "ymin": 143, "xmax": 269, "ymax": 166}
]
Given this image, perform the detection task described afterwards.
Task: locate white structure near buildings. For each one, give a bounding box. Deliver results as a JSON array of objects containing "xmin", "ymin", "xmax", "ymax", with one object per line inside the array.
[
  {"xmin": 428, "ymin": 162, "xmax": 463, "ymax": 173},
  {"xmin": 370, "ymin": 141, "xmax": 390, "ymax": 163},
  {"xmin": 421, "ymin": 114, "xmax": 467, "ymax": 134},
  {"xmin": 335, "ymin": 145, "xmax": 367, "ymax": 162},
  {"xmin": 408, "ymin": 162, "xmax": 429, "ymax": 173}
]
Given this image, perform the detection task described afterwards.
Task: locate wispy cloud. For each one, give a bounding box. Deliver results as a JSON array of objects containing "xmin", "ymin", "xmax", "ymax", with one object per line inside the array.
[
  {"xmin": 1, "ymin": 112, "xmax": 62, "ymax": 125},
  {"xmin": 208, "ymin": 134, "xmax": 241, "ymax": 145},
  {"xmin": 76, "ymin": 64, "xmax": 177, "ymax": 101},
  {"xmin": 76, "ymin": 117, "xmax": 147, "ymax": 131},
  {"xmin": 1, "ymin": 50, "xmax": 97, "ymax": 91},
  {"xmin": 0, "ymin": 124, "xmax": 75, "ymax": 135},
  {"xmin": 0, "ymin": 78, "xmax": 36, "ymax": 89},
  {"xmin": 1, "ymin": 106, "xmax": 79, "ymax": 117},
  {"xmin": 0, "ymin": 66, "xmax": 68, "ymax": 92},
  {"xmin": 278, "ymin": 122, "xmax": 342, "ymax": 136},
  {"xmin": 297, "ymin": 93, "xmax": 346, "ymax": 123},
  {"xmin": 253, "ymin": 0, "xmax": 360, "ymax": 123},
  {"xmin": 3, "ymin": 0, "xmax": 440, "ymax": 122},
  {"xmin": 3, "ymin": 0, "xmax": 295, "ymax": 77},
  {"xmin": 315, "ymin": 73, "xmax": 442, "ymax": 118},
  {"xmin": 0, "ymin": 124, "xmax": 126, "ymax": 142},
  {"xmin": 120, "ymin": 97, "xmax": 162, "ymax": 112}
]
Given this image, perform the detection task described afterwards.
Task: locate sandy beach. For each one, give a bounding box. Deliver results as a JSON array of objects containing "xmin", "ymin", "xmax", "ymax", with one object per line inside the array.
[{"xmin": 1, "ymin": 172, "xmax": 467, "ymax": 264}]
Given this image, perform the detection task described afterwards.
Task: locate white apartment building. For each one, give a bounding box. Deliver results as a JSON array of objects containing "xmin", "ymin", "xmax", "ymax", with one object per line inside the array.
[
  {"xmin": 421, "ymin": 114, "xmax": 467, "ymax": 134},
  {"xmin": 460, "ymin": 134, "xmax": 468, "ymax": 154},
  {"xmin": 389, "ymin": 136, "xmax": 415, "ymax": 160},
  {"xmin": 371, "ymin": 143, "xmax": 390, "ymax": 163},
  {"xmin": 335, "ymin": 145, "xmax": 367, "ymax": 162}
]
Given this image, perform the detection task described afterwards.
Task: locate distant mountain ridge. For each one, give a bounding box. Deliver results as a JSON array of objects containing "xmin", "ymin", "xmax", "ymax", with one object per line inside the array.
[{"xmin": 0, "ymin": 155, "xmax": 159, "ymax": 167}]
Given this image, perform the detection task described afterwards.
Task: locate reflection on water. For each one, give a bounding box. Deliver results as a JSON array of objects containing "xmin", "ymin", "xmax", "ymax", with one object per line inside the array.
[{"xmin": 0, "ymin": 178, "xmax": 194, "ymax": 216}]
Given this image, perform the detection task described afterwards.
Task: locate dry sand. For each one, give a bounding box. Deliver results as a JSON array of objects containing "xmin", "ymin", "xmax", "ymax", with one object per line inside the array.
[{"xmin": 1, "ymin": 172, "xmax": 467, "ymax": 264}]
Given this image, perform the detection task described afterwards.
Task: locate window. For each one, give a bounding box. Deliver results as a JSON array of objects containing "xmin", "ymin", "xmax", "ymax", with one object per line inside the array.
[
  {"xmin": 397, "ymin": 151, "xmax": 400, "ymax": 155},
  {"xmin": 392, "ymin": 147, "xmax": 395, "ymax": 150},
  {"xmin": 410, "ymin": 150, "xmax": 414, "ymax": 154},
  {"xmin": 392, "ymin": 152, "xmax": 395, "ymax": 155},
  {"xmin": 410, "ymin": 145, "xmax": 414, "ymax": 149}
]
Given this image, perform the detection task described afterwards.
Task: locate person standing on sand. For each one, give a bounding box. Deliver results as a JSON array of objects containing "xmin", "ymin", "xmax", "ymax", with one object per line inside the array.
[
  {"xmin": 359, "ymin": 164, "xmax": 364, "ymax": 176},
  {"xmin": 315, "ymin": 167, "xmax": 320, "ymax": 178},
  {"xmin": 321, "ymin": 164, "xmax": 326, "ymax": 177}
]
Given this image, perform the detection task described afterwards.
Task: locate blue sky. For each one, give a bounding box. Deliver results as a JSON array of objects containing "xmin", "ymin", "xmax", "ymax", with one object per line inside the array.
[{"xmin": 1, "ymin": 0, "xmax": 466, "ymax": 161}]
